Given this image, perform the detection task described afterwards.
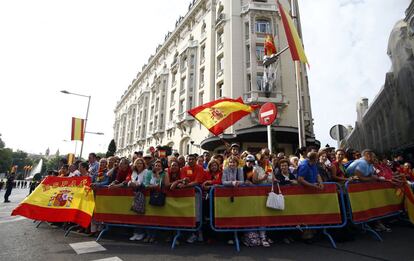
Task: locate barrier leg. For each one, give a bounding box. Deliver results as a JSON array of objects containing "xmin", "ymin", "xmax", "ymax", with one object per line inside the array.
[
  {"xmin": 35, "ymin": 221, "xmax": 43, "ymax": 228},
  {"xmin": 96, "ymin": 224, "xmax": 109, "ymax": 242},
  {"xmin": 322, "ymin": 228, "xmax": 337, "ymax": 248},
  {"xmin": 171, "ymin": 230, "xmax": 181, "ymax": 249},
  {"xmin": 361, "ymin": 223, "xmax": 382, "ymax": 242},
  {"xmin": 64, "ymin": 224, "xmax": 79, "ymax": 237},
  {"xmin": 234, "ymin": 231, "xmax": 240, "ymax": 252}
]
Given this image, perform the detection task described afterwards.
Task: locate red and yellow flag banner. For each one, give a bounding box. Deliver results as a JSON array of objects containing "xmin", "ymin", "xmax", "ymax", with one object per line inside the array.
[
  {"xmin": 347, "ymin": 182, "xmax": 404, "ymax": 222},
  {"xmin": 71, "ymin": 117, "xmax": 85, "ymax": 141},
  {"xmin": 188, "ymin": 97, "xmax": 259, "ymax": 136},
  {"xmin": 403, "ymin": 183, "xmax": 414, "ymax": 224},
  {"xmin": 277, "ymin": 1, "xmax": 309, "ymax": 65},
  {"xmin": 11, "ymin": 176, "xmax": 95, "ymax": 228},
  {"xmin": 213, "ymin": 184, "xmax": 342, "ymax": 228},
  {"xmin": 264, "ymin": 35, "xmax": 277, "ymax": 56},
  {"xmin": 94, "ymin": 187, "xmax": 196, "ymax": 228}
]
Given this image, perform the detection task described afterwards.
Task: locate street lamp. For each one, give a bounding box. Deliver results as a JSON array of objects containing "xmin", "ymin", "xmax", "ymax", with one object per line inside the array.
[{"xmin": 61, "ymin": 90, "xmax": 91, "ymax": 159}]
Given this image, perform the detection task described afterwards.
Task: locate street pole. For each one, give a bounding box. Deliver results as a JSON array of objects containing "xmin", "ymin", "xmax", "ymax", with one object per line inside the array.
[
  {"xmin": 267, "ymin": 125, "xmax": 272, "ymax": 154},
  {"xmin": 291, "ymin": 0, "xmax": 306, "ymax": 148},
  {"xmin": 61, "ymin": 90, "xmax": 91, "ymax": 160},
  {"xmin": 79, "ymin": 95, "xmax": 91, "ymax": 159}
]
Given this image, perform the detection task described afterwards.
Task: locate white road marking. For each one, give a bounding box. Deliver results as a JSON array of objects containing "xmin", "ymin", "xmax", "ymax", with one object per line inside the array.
[
  {"xmin": 0, "ymin": 216, "xmax": 26, "ymax": 224},
  {"xmin": 92, "ymin": 257, "xmax": 123, "ymax": 261},
  {"xmin": 70, "ymin": 241, "xmax": 106, "ymax": 255}
]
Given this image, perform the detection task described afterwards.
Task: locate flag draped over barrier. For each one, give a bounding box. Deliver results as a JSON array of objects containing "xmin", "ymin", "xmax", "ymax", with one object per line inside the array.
[
  {"xmin": 71, "ymin": 117, "xmax": 85, "ymax": 141},
  {"xmin": 94, "ymin": 188, "xmax": 196, "ymax": 228},
  {"xmin": 403, "ymin": 183, "xmax": 414, "ymax": 224},
  {"xmin": 188, "ymin": 97, "xmax": 259, "ymax": 136},
  {"xmin": 346, "ymin": 182, "xmax": 404, "ymax": 222},
  {"xmin": 277, "ymin": 1, "xmax": 309, "ymax": 65},
  {"xmin": 12, "ymin": 176, "xmax": 95, "ymax": 228},
  {"xmin": 213, "ymin": 184, "xmax": 342, "ymax": 228}
]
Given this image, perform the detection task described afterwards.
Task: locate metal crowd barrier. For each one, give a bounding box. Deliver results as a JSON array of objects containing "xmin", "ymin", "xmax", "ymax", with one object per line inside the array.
[
  {"xmin": 344, "ymin": 181, "xmax": 404, "ymax": 241},
  {"xmin": 209, "ymin": 182, "xmax": 347, "ymax": 251},
  {"xmin": 93, "ymin": 186, "xmax": 202, "ymax": 249}
]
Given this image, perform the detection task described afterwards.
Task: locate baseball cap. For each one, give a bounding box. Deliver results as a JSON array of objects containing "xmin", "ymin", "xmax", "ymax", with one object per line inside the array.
[{"xmin": 245, "ymin": 154, "xmax": 256, "ymax": 162}]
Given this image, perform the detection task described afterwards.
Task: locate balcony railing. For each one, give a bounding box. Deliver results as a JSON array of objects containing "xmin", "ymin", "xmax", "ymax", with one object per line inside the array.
[
  {"xmin": 166, "ymin": 120, "xmax": 176, "ymax": 130},
  {"xmin": 243, "ymin": 90, "xmax": 284, "ymax": 103},
  {"xmin": 241, "ymin": 3, "xmax": 277, "ymax": 14}
]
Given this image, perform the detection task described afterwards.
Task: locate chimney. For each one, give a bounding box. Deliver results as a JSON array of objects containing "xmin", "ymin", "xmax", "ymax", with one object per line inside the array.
[{"xmin": 356, "ymin": 98, "xmax": 369, "ymax": 122}]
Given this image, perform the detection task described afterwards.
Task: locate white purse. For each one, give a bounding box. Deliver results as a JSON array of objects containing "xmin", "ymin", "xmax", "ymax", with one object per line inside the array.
[{"xmin": 266, "ymin": 182, "xmax": 285, "ymax": 210}]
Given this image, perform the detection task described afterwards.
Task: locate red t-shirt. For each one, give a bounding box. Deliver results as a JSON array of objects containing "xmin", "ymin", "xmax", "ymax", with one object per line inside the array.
[
  {"xmin": 332, "ymin": 161, "xmax": 346, "ymax": 177},
  {"xmin": 398, "ymin": 167, "xmax": 414, "ymax": 181},
  {"xmin": 375, "ymin": 163, "xmax": 393, "ymax": 180},
  {"xmin": 167, "ymin": 168, "xmax": 181, "ymax": 182},
  {"xmin": 200, "ymin": 170, "xmax": 223, "ymax": 185},
  {"xmin": 180, "ymin": 164, "xmax": 205, "ymax": 183},
  {"xmin": 116, "ymin": 167, "xmax": 132, "ymax": 183}
]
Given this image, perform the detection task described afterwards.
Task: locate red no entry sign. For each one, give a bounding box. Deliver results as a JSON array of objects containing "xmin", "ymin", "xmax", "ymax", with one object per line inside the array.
[{"xmin": 259, "ymin": 102, "xmax": 277, "ymax": 126}]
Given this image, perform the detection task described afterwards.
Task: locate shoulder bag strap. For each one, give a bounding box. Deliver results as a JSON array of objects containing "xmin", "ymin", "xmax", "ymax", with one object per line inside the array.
[{"xmin": 276, "ymin": 182, "xmax": 282, "ymax": 194}]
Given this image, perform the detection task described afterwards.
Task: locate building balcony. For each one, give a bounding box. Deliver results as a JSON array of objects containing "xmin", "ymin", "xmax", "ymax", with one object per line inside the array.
[
  {"xmin": 166, "ymin": 120, "xmax": 176, "ymax": 130},
  {"xmin": 241, "ymin": 2, "xmax": 277, "ymax": 14},
  {"xmin": 177, "ymin": 112, "xmax": 194, "ymax": 123},
  {"xmin": 216, "ymin": 13, "xmax": 225, "ymax": 26},
  {"xmin": 243, "ymin": 90, "xmax": 284, "ymax": 103},
  {"xmin": 154, "ymin": 124, "xmax": 165, "ymax": 134}
]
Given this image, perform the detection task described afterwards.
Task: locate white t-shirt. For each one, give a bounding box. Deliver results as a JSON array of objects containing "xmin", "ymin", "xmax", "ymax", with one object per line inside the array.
[
  {"xmin": 129, "ymin": 169, "xmax": 147, "ymax": 186},
  {"xmin": 68, "ymin": 170, "xmax": 81, "ymax": 177},
  {"xmin": 254, "ymin": 166, "xmax": 273, "ymax": 184}
]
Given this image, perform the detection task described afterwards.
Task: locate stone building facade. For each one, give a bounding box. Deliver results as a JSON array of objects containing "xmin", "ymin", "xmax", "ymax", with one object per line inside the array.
[
  {"xmin": 345, "ymin": 1, "xmax": 414, "ymax": 155},
  {"xmin": 113, "ymin": 0, "xmax": 316, "ymax": 157}
]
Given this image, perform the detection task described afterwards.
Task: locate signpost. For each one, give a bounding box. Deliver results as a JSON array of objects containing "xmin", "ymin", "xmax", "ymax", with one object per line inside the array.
[
  {"xmin": 259, "ymin": 103, "xmax": 278, "ymax": 154},
  {"xmin": 329, "ymin": 124, "xmax": 348, "ymax": 148}
]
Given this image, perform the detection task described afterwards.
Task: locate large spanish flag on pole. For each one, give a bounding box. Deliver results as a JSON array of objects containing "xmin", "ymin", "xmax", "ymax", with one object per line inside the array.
[
  {"xmin": 188, "ymin": 97, "xmax": 259, "ymax": 136},
  {"xmin": 11, "ymin": 176, "xmax": 95, "ymax": 228},
  {"xmin": 71, "ymin": 117, "xmax": 85, "ymax": 141},
  {"xmin": 277, "ymin": 1, "xmax": 309, "ymax": 65}
]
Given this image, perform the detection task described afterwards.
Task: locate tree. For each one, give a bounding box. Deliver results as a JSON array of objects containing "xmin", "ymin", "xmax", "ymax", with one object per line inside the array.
[
  {"xmin": 45, "ymin": 155, "xmax": 62, "ymax": 171},
  {"xmin": 106, "ymin": 139, "xmax": 117, "ymax": 157},
  {"xmin": 0, "ymin": 133, "xmax": 5, "ymax": 149},
  {"xmin": 0, "ymin": 148, "xmax": 13, "ymax": 173}
]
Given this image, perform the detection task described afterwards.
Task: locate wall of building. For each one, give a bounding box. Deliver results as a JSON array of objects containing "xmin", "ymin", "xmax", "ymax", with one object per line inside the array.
[
  {"xmin": 114, "ymin": 0, "xmax": 315, "ymax": 157},
  {"xmin": 345, "ymin": 4, "xmax": 414, "ymax": 154}
]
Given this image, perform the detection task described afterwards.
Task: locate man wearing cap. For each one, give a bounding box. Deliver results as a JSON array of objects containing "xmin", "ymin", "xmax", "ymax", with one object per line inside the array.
[
  {"xmin": 143, "ymin": 153, "xmax": 154, "ymax": 171},
  {"xmin": 223, "ymin": 143, "xmax": 245, "ymax": 168},
  {"xmin": 346, "ymin": 149, "xmax": 381, "ymax": 181}
]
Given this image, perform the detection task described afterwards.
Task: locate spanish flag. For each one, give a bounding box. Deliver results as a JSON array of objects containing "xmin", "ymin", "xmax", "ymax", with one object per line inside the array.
[
  {"xmin": 264, "ymin": 35, "xmax": 277, "ymax": 56},
  {"xmin": 277, "ymin": 1, "xmax": 309, "ymax": 65},
  {"xmin": 403, "ymin": 183, "xmax": 414, "ymax": 224},
  {"xmin": 11, "ymin": 176, "xmax": 95, "ymax": 228},
  {"xmin": 71, "ymin": 117, "xmax": 84, "ymax": 141},
  {"xmin": 188, "ymin": 97, "xmax": 259, "ymax": 136}
]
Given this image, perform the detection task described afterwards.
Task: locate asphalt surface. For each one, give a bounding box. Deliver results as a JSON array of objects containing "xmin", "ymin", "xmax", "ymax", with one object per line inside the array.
[{"xmin": 1, "ymin": 188, "xmax": 414, "ymax": 261}]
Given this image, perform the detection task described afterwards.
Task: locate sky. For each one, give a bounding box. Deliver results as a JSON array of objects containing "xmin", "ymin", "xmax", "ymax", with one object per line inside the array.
[{"xmin": 0, "ymin": 0, "xmax": 410, "ymax": 157}]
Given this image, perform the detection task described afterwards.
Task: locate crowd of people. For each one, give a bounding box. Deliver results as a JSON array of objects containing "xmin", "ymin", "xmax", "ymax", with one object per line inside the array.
[{"xmin": 42, "ymin": 144, "xmax": 414, "ymax": 246}]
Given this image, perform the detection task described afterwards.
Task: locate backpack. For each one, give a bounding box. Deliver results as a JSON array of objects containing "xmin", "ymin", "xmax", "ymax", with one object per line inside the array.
[{"xmin": 131, "ymin": 188, "xmax": 145, "ymax": 214}]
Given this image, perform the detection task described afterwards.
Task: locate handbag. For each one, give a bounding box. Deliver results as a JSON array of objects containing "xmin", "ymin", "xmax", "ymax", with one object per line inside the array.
[
  {"xmin": 131, "ymin": 186, "xmax": 145, "ymax": 214},
  {"xmin": 266, "ymin": 181, "xmax": 285, "ymax": 210},
  {"xmin": 149, "ymin": 182, "xmax": 166, "ymax": 206}
]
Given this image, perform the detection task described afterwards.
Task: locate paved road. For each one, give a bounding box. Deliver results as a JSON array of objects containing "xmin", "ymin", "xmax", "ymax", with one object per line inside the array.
[{"xmin": 1, "ymin": 188, "xmax": 414, "ymax": 261}]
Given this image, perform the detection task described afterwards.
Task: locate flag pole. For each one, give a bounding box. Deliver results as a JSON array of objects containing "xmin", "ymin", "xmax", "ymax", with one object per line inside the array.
[{"xmin": 291, "ymin": 0, "xmax": 306, "ymax": 148}]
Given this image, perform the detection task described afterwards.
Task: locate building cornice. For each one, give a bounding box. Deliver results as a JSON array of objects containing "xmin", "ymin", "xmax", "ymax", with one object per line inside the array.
[{"xmin": 115, "ymin": 0, "xmax": 208, "ymax": 110}]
